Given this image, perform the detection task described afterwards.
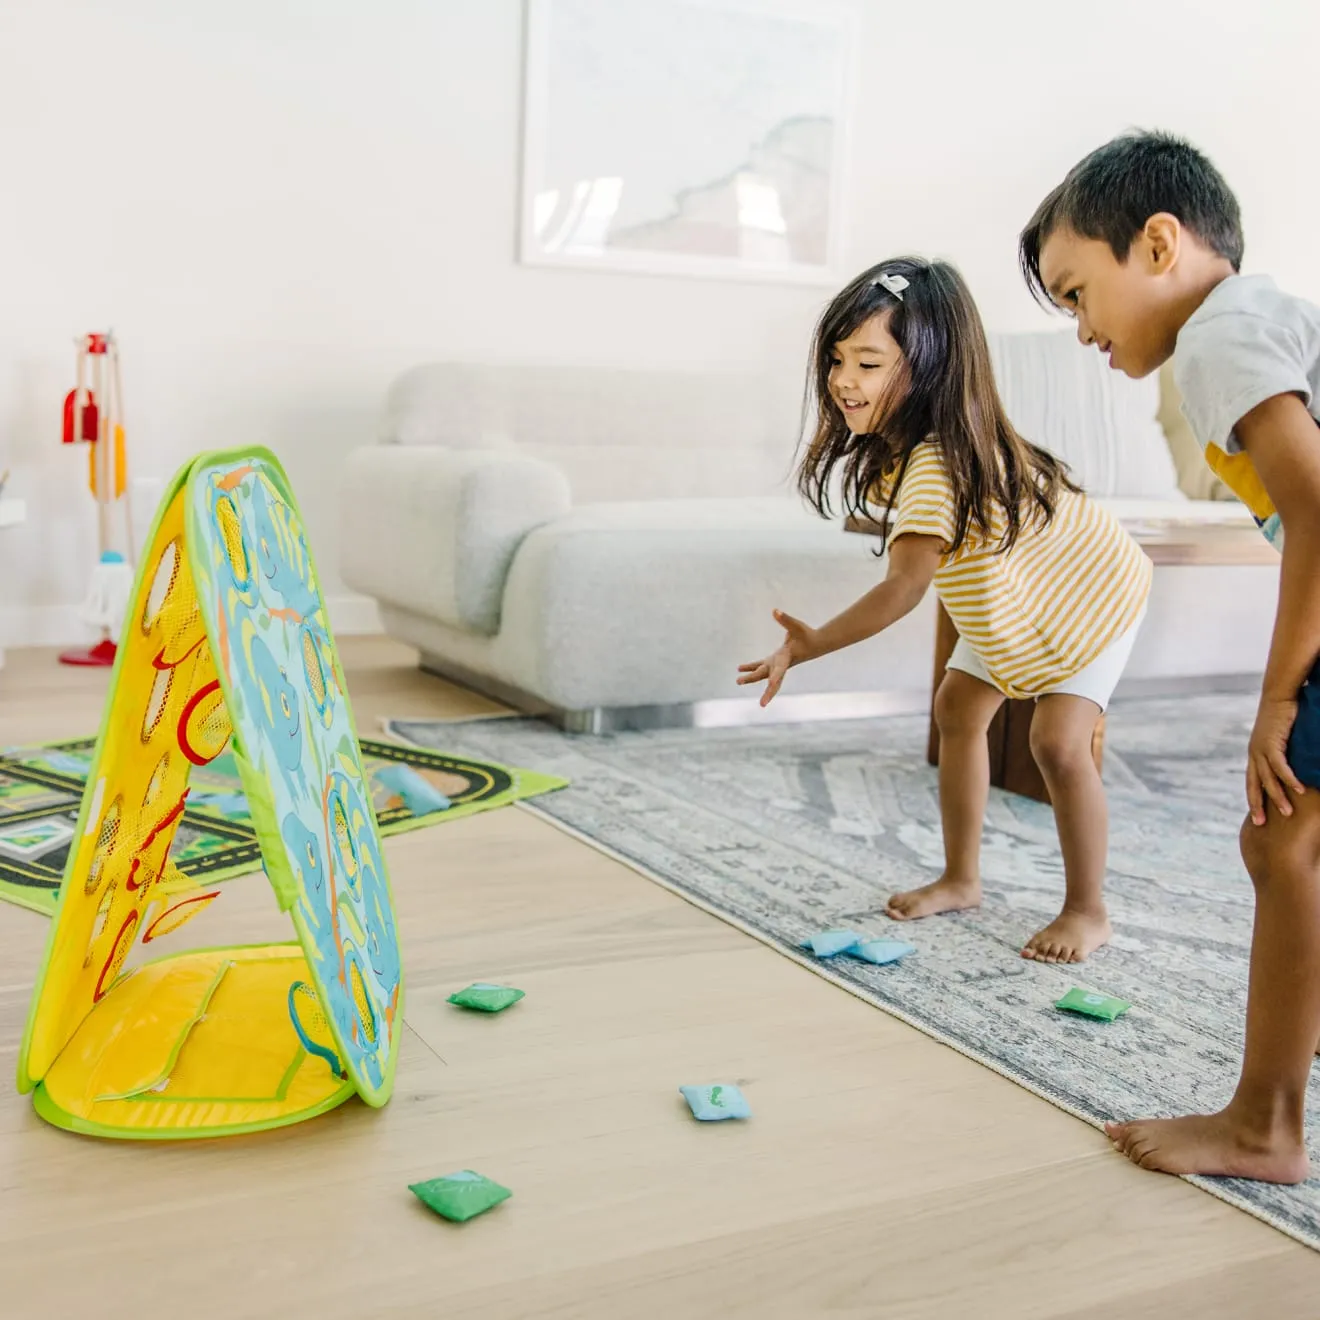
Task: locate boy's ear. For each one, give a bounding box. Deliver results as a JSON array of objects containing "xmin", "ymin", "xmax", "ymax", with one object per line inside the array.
[{"xmin": 1139, "ymin": 213, "xmax": 1181, "ymax": 274}]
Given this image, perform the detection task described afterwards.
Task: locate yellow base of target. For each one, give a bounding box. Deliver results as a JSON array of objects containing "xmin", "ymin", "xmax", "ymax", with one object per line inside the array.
[{"xmin": 35, "ymin": 944, "xmax": 355, "ymax": 1139}]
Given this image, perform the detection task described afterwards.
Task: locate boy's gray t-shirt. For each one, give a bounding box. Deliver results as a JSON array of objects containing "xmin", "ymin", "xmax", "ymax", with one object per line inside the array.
[{"xmin": 1172, "ymin": 273, "xmax": 1320, "ymax": 551}]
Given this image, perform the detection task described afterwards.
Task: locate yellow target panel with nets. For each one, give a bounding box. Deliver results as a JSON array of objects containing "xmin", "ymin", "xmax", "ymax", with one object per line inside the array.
[{"xmin": 16, "ymin": 448, "xmax": 403, "ymax": 1138}]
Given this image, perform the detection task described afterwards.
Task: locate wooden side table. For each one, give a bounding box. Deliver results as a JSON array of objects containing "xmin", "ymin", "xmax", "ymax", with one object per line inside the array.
[{"xmin": 844, "ymin": 515, "xmax": 1277, "ymax": 804}]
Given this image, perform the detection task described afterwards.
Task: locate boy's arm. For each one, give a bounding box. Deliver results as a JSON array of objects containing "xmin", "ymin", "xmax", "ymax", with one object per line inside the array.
[
  {"xmin": 1234, "ymin": 392, "xmax": 1320, "ymax": 820},
  {"xmin": 807, "ymin": 533, "xmax": 942, "ymax": 658}
]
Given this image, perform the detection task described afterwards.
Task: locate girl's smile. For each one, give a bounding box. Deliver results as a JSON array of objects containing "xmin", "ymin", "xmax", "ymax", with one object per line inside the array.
[{"xmin": 828, "ymin": 312, "xmax": 902, "ymax": 434}]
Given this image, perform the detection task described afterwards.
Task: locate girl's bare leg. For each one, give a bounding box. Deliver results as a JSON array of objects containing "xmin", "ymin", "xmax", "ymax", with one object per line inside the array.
[
  {"xmin": 1021, "ymin": 694, "xmax": 1113, "ymax": 963},
  {"xmin": 888, "ymin": 670, "xmax": 1004, "ymax": 920}
]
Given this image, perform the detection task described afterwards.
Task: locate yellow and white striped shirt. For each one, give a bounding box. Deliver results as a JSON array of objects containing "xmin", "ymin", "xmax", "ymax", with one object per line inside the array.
[{"xmin": 887, "ymin": 443, "xmax": 1152, "ymax": 699}]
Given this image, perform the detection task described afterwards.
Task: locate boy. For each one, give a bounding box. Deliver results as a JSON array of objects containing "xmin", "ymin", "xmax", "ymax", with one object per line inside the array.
[{"xmin": 1019, "ymin": 131, "xmax": 1320, "ymax": 1183}]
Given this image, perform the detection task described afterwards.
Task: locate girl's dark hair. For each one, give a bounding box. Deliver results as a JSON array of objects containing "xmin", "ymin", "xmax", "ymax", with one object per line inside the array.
[
  {"xmin": 799, "ymin": 257, "xmax": 1078, "ymax": 556},
  {"xmin": 1020, "ymin": 130, "xmax": 1243, "ymax": 308}
]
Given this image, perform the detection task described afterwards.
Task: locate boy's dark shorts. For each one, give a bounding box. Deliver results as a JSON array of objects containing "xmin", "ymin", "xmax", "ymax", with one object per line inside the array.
[{"xmin": 1288, "ymin": 657, "xmax": 1320, "ymax": 790}]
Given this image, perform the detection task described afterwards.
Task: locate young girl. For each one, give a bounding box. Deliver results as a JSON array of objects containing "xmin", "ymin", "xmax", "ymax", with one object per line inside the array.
[{"xmin": 738, "ymin": 258, "xmax": 1152, "ymax": 963}]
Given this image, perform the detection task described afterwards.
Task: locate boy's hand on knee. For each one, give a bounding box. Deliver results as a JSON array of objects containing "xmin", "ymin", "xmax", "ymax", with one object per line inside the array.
[
  {"xmin": 1247, "ymin": 696, "xmax": 1305, "ymax": 825},
  {"xmin": 736, "ymin": 610, "xmax": 819, "ymax": 707}
]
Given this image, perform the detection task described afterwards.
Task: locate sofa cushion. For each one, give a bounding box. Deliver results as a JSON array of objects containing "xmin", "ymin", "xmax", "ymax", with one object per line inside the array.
[
  {"xmin": 550, "ymin": 496, "xmax": 822, "ymax": 532},
  {"xmin": 378, "ymin": 362, "xmax": 796, "ymax": 500},
  {"xmin": 491, "ymin": 505, "xmax": 935, "ymax": 708},
  {"xmin": 379, "ymin": 343, "xmax": 1187, "ymax": 508},
  {"xmin": 339, "ymin": 446, "xmax": 571, "ymax": 636},
  {"xmin": 1157, "ymin": 361, "xmax": 1237, "ymax": 502},
  {"xmin": 989, "ymin": 331, "xmax": 1182, "ymax": 501}
]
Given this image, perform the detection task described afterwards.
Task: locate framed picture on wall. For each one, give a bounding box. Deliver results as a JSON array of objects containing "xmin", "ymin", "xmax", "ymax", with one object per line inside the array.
[{"xmin": 519, "ymin": 0, "xmax": 857, "ymax": 285}]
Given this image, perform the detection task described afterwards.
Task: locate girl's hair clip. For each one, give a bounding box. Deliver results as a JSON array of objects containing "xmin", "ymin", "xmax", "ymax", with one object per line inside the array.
[{"xmin": 872, "ymin": 272, "xmax": 909, "ymax": 300}]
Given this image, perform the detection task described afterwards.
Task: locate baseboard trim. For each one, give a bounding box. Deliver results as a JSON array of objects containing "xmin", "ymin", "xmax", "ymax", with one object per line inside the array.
[
  {"xmin": 324, "ymin": 594, "xmax": 382, "ymax": 636},
  {"xmin": 1113, "ymin": 671, "xmax": 1261, "ymax": 699},
  {"xmin": 0, "ymin": 604, "xmax": 93, "ymax": 649},
  {"xmin": 418, "ymin": 654, "xmax": 558, "ymax": 718}
]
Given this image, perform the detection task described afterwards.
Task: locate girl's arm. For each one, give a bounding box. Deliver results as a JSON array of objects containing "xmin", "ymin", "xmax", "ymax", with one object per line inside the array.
[
  {"xmin": 737, "ymin": 533, "xmax": 943, "ymax": 705},
  {"xmin": 1234, "ymin": 392, "xmax": 1320, "ymax": 822},
  {"xmin": 807, "ymin": 533, "xmax": 943, "ymax": 657}
]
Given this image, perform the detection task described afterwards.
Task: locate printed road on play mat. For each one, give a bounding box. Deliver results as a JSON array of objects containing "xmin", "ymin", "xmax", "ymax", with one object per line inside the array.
[{"xmin": 0, "ymin": 735, "xmax": 565, "ymax": 916}]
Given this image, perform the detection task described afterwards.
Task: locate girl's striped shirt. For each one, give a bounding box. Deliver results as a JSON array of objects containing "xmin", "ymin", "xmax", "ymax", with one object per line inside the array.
[{"xmin": 887, "ymin": 442, "xmax": 1152, "ymax": 698}]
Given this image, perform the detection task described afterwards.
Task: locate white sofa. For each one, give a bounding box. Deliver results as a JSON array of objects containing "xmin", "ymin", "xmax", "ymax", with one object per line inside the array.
[{"xmin": 340, "ymin": 335, "xmax": 1276, "ymax": 731}]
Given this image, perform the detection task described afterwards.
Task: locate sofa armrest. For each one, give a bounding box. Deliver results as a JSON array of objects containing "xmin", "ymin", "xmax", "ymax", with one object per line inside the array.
[{"xmin": 339, "ymin": 446, "xmax": 571, "ymax": 636}]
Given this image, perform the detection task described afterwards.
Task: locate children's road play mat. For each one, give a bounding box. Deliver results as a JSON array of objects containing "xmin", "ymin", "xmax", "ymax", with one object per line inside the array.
[{"xmin": 0, "ymin": 737, "xmax": 564, "ymax": 917}]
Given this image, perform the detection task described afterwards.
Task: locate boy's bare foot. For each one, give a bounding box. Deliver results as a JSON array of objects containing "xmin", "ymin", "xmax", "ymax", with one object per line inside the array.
[
  {"xmin": 1105, "ymin": 1109, "xmax": 1310, "ymax": 1184},
  {"xmin": 1021, "ymin": 908, "xmax": 1112, "ymax": 963},
  {"xmin": 886, "ymin": 875, "xmax": 981, "ymax": 921}
]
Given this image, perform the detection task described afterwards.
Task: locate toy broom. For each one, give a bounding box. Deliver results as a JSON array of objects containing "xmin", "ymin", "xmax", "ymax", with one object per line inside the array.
[{"xmin": 60, "ymin": 332, "xmax": 134, "ymax": 667}]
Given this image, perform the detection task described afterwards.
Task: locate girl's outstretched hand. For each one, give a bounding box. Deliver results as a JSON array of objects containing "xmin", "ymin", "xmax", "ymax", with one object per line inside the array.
[{"xmin": 737, "ymin": 610, "xmax": 820, "ymax": 707}]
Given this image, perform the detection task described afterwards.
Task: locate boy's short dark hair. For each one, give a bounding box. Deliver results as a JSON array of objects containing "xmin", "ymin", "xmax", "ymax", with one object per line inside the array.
[{"xmin": 1020, "ymin": 130, "xmax": 1243, "ymax": 304}]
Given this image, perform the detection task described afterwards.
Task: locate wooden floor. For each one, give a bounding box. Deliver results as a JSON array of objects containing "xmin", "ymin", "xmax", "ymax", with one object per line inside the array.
[{"xmin": 0, "ymin": 636, "xmax": 1316, "ymax": 1318}]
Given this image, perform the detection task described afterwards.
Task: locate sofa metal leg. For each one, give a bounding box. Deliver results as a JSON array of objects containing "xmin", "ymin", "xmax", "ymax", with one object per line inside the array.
[
  {"xmin": 417, "ymin": 651, "xmax": 1264, "ymax": 737},
  {"xmin": 417, "ymin": 652, "xmax": 931, "ymax": 733}
]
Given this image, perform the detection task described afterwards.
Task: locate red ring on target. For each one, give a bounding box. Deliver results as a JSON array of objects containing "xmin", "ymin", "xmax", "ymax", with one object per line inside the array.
[
  {"xmin": 93, "ymin": 911, "xmax": 140, "ymax": 1001},
  {"xmin": 177, "ymin": 679, "xmax": 229, "ymax": 765}
]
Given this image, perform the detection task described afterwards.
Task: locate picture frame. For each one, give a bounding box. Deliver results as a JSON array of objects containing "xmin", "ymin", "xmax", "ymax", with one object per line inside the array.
[{"xmin": 519, "ymin": 0, "xmax": 857, "ymax": 285}]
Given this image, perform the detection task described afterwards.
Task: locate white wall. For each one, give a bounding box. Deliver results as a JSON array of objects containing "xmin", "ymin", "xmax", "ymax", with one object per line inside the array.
[{"xmin": 1, "ymin": 0, "xmax": 1317, "ymax": 646}]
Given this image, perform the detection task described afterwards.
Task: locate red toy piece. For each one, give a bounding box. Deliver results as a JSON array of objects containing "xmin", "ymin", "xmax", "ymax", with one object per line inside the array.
[
  {"xmin": 57, "ymin": 637, "xmax": 119, "ymax": 668},
  {"xmin": 61, "ymin": 388, "xmax": 98, "ymax": 444}
]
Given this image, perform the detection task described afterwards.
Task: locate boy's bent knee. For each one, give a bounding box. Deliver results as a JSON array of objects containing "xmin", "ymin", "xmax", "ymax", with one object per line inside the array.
[
  {"xmin": 1240, "ymin": 816, "xmax": 1271, "ymax": 884},
  {"xmin": 1239, "ymin": 805, "xmax": 1320, "ymax": 888}
]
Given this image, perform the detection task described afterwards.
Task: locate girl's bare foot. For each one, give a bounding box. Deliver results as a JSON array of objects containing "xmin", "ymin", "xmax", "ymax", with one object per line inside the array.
[
  {"xmin": 887, "ymin": 874, "xmax": 981, "ymax": 920},
  {"xmin": 1022, "ymin": 907, "xmax": 1112, "ymax": 963},
  {"xmin": 1105, "ymin": 1109, "xmax": 1310, "ymax": 1184}
]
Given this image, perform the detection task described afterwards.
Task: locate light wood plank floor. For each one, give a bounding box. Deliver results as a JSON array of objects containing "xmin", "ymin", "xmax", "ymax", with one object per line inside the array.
[{"xmin": 0, "ymin": 637, "xmax": 1316, "ymax": 1318}]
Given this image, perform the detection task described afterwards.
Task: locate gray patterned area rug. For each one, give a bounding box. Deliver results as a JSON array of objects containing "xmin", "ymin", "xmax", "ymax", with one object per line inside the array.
[{"xmin": 386, "ymin": 695, "xmax": 1320, "ymax": 1252}]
